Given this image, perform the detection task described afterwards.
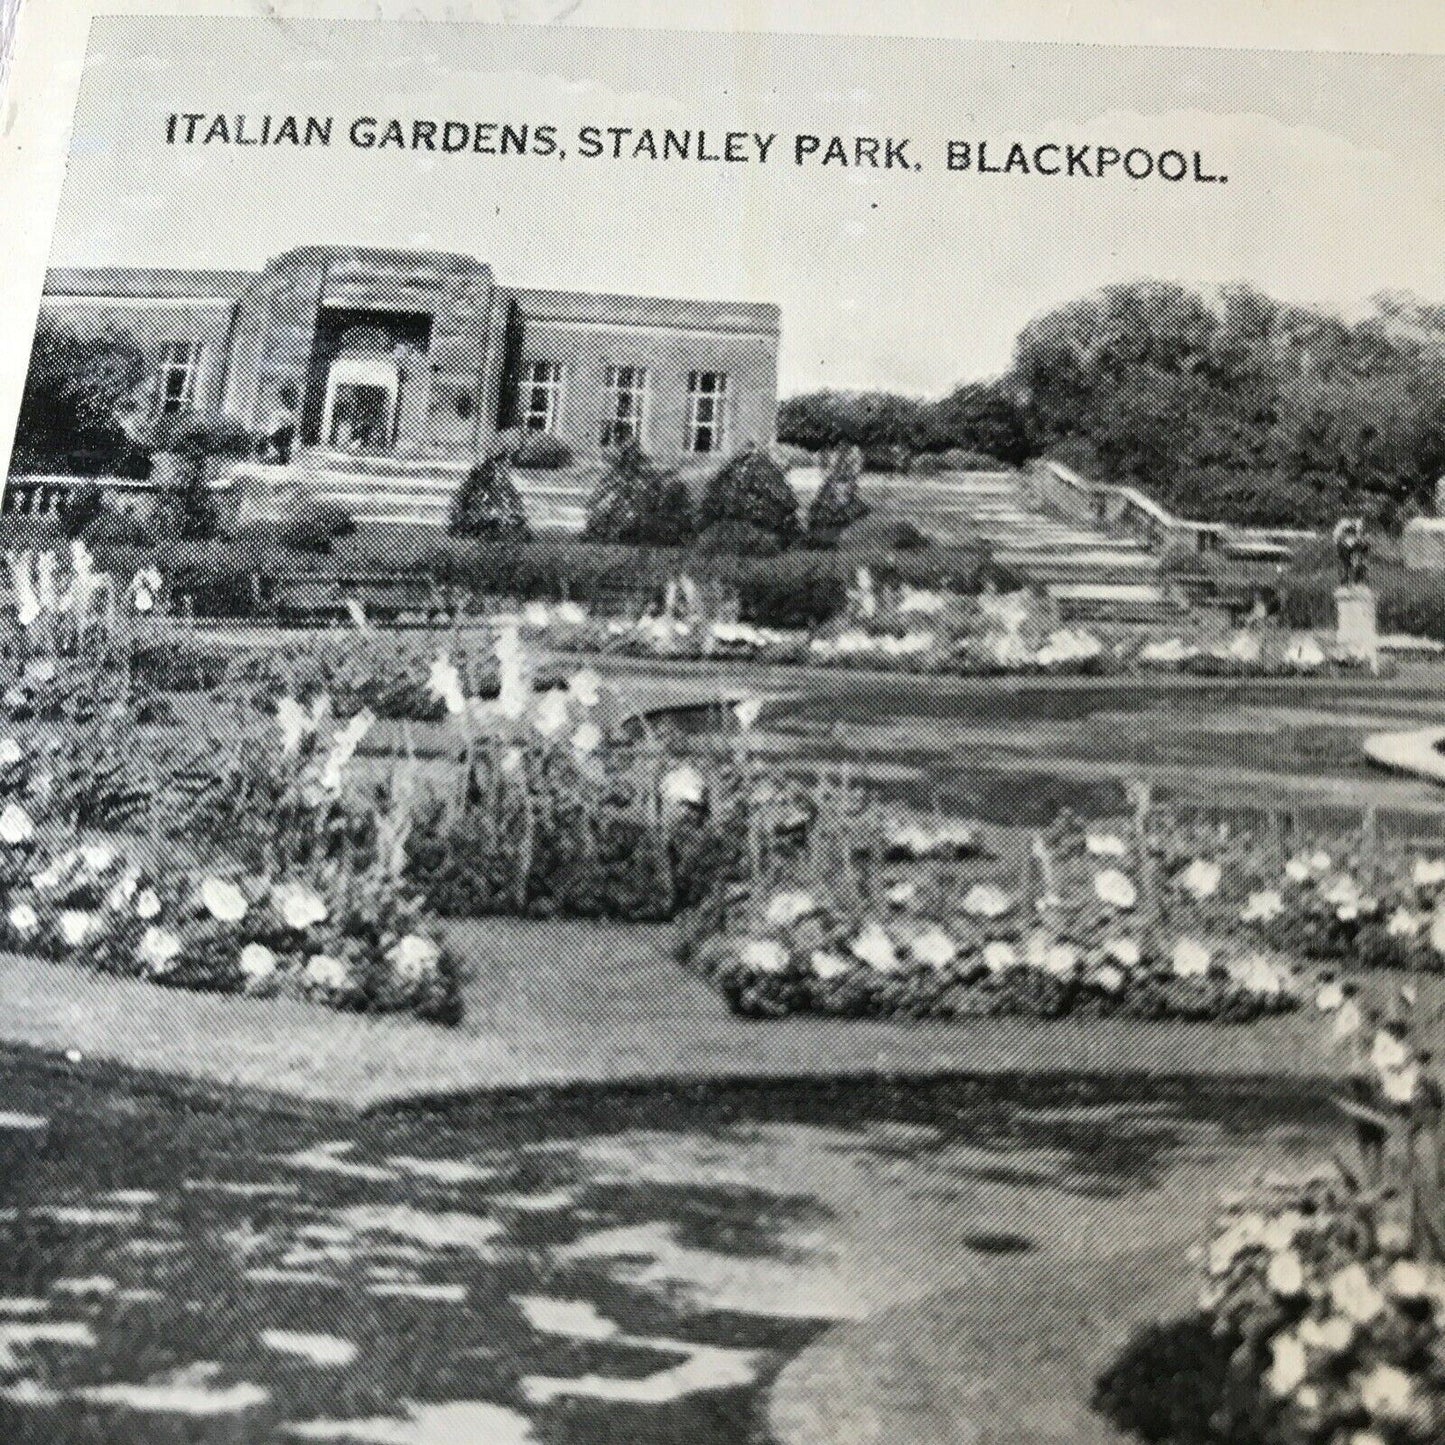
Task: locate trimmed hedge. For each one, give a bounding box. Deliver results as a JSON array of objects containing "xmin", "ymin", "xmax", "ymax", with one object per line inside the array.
[{"xmin": 80, "ymin": 533, "xmax": 1011, "ymax": 630}]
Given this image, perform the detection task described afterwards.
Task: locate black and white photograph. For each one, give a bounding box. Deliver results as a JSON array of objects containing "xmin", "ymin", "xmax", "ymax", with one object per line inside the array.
[{"xmin": 2, "ymin": 7, "xmax": 1445, "ymax": 1442}]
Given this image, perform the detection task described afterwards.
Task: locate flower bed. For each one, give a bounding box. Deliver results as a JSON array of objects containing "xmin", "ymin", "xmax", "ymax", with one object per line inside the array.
[
  {"xmin": 1096, "ymin": 971, "xmax": 1445, "ymax": 1444},
  {"xmin": 679, "ymin": 812, "xmax": 1301, "ymax": 1023},
  {"xmin": 1143, "ymin": 814, "xmax": 1445, "ymax": 975},
  {"xmin": 0, "ymin": 826, "xmax": 463, "ymax": 1024},
  {"xmin": 517, "ymin": 588, "xmax": 1382, "ymax": 681}
]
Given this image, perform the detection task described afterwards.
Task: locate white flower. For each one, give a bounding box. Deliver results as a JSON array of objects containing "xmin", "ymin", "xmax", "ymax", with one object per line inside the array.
[
  {"xmin": 567, "ymin": 668, "xmax": 602, "ymax": 709},
  {"xmin": 1431, "ymin": 907, "xmax": 1445, "ymax": 956},
  {"xmin": 765, "ymin": 891, "xmax": 819, "ymax": 929},
  {"xmin": 981, "ymin": 940, "xmax": 1018, "ymax": 973},
  {"xmin": 1358, "ymin": 1363, "xmax": 1416, "ymax": 1421},
  {"xmin": 0, "ymin": 802, "xmax": 35, "ymax": 845},
  {"xmin": 275, "ymin": 695, "xmax": 316, "ymax": 755},
  {"xmin": 1028, "ymin": 935, "xmax": 1078, "ymax": 978},
  {"xmin": 79, "ymin": 843, "xmax": 116, "ymax": 875},
  {"xmin": 1093, "ymin": 963, "xmax": 1126, "ymax": 993},
  {"xmin": 660, "ymin": 765, "xmax": 706, "ymax": 808},
  {"xmin": 1333, "ymin": 998, "xmax": 1363, "ymax": 1042},
  {"xmin": 1285, "ymin": 635, "xmax": 1326, "ymax": 670},
  {"xmin": 238, "ymin": 943, "xmax": 277, "ymax": 988},
  {"xmin": 133, "ymin": 888, "xmax": 162, "ymax": 921},
  {"xmin": 1265, "ymin": 1331, "xmax": 1307, "ymax": 1395},
  {"xmin": 1388, "ymin": 907, "xmax": 1425, "ymax": 940},
  {"xmin": 389, "ymin": 933, "xmax": 441, "ymax": 986},
  {"xmin": 7, "ymin": 901, "xmax": 38, "ymax": 937},
  {"xmin": 1178, "ymin": 859, "xmax": 1222, "ymax": 899},
  {"xmin": 1208, "ymin": 1213, "xmax": 1266, "ymax": 1274},
  {"xmin": 1371, "ymin": 1028, "xmax": 1411, "ymax": 1076},
  {"xmin": 1329, "ymin": 1262, "xmax": 1385, "ymax": 1324},
  {"xmin": 733, "ymin": 696, "xmax": 763, "ymax": 731},
  {"xmin": 908, "ymin": 926, "xmax": 957, "ymax": 970},
  {"xmin": 1316, "ymin": 981, "xmax": 1345, "ymax": 1012},
  {"xmin": 1172, "ymin": 938, "xmax": 1212, "ymax": 979},
  {"xmin": 304, "ymin": 954, "xmax": 350, "ymax": 992},
  {"xmin": 1093, "ymin": 869, "xmax": 1137, "ymax": 910},
  {"xmin": 1225, "ymin": 631, "xmax": 1263, "ymax": 664},
  {"xmin": 886, "ymin": 880, "xmax": 918, "ymax": 909},
  {"xmin": 1298, "ymin": 1314, "xmax": 1352, "ymax": 1354},
  {"xmin": 0, "ymin": 737, "xmax": 23, "ymax": 766},
  {"xmin": 1284, "ymin": 857, "xmax": 1312, "ymax": 884},
  {"xmin": 810, "ymin": 950, "xmax": 851, "ymax": 981},
  {"xmin": 1241, "ymin": 889, "xmax": 1285, "ymax": 923},
  {"xmin": 1412, "ymin": 857, "xmax": 1445, "ymax": 889},
  {"xmin": 136, "ymin": 926, "xmax": 183, "ymax": 976},
  {"xmin": 1086, "ymin": 833, "xmax": 1128, "ymax": 857},
  {"xmin": 58, "ymin": 910, "xmax": 95, "ymax": 947},
  {"xmin": 1100, "ymin": 938, "xmax": 1138, "ymax": 969},
  {"xmin": 1380, "ymin": 1063, "xmax": 1420, "ymax": 1107},
  {"xmin": 1263, "ymin": 1211, "xmax": 1306, "ymax": 1251},
  {"xmin": 426, "ymin": 652, "xmax": 467, "ymax": 716},
  {"xmin": 275, "ymin": 882, "xmax": 328, "ymax": 932},
  {"xmin": 200, "ymin": 878, "xmax": 248, "ymax": 925},
  {"xmin": 1230, "ymin": 954, "xmax": 1289, "ymax": 999},
  {"xmin": 533, "ymin": 691, "xmax": 571, "ymax": 738},
  {"xmin": 850, "ymin": 921, "xmax": 900, "ymax": 973},
  {"xmin": 571, "ymin": 721, "xmax": 603, "ymax": 756},
  {"xmin": 1386, "ymin": 1260, "xmax": 1430, "ymax": 1300},
  {"xmin": 962, "ymin": 883, "xmax": 1012, "ymax": 918},
  {"xmin": 740, "ymin": 938, "xmax": 789, "ymax": 973},
  {"xmin": 1267, "ymin": 1250, "xmax": 1305, "ymax": 1296}
]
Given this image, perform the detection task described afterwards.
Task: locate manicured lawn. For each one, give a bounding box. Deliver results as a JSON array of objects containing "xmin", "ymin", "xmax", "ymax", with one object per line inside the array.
[{"xmin": 0, "ymin": 1045, "xmax": 1335, "ymax": 1445}]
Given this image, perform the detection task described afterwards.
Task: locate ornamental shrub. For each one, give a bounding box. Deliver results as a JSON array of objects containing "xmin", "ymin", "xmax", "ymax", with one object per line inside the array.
[
  {"xmin": 449, "ymin": 452, "xmax": 530, "ymax": 541},
  {"xmin": 511, "ymin": 430, "xmax": 574, "ymax": 470},
  {"xmin": 698, "ymin": 443, "xmax": 800, "ymax": 547},
  {"xmin": 281, "ymin": 499, "xmax": 358, "ymax": 554},
  {"xmin": 584, "ymin": 440, "xmax": 695, "ymax": 546},
  {"xmin": 805, "ymin": 445, "xmax": 869, "ymax": 543}
]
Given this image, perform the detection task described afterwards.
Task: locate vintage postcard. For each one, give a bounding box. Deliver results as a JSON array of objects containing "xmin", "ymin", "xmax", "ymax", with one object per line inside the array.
[{"xmin": 2, "ymin": 5, "xmax": 1445, "ymax": 1442}]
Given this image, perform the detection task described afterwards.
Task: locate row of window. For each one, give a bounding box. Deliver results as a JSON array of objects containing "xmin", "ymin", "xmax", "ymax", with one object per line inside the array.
[
  {"xmin": 521, "ymin": 362, "xmax": 730, "ymax": 454},
  {"xmin": 152, "ymin": 342, "xmax": 733, "ymax": 455}
]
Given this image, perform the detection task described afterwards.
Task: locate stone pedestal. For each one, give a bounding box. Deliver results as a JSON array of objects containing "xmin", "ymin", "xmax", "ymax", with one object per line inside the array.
[{"xmin": 1335, "ymin": 584, "xmax": 1379, "ymax": 672}]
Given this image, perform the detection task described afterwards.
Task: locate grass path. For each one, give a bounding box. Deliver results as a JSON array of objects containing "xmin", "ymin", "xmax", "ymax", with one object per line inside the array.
[{"xmin": 0, "ymin": 1051, "xmax": 1335, "ymax": 1445}]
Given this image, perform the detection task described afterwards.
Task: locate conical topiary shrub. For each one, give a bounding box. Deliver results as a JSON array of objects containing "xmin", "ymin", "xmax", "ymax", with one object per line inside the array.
[
  {"xmin": 584, "ymin": 440, "xmax": 695, "ymax": 546},
  {"xmin": 805, "ymin": 444, "xmax": 869, "ymax": 543},
  {"xmin": 698, "ymin": 443, "xmax": 799, "ymax": 548},
  {"xmin": 449, "ymin": 452, "xmax": 530, "ymax": 540}
]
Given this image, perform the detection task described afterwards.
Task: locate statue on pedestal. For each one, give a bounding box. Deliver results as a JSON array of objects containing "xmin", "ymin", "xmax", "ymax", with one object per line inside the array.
[{"xmin": 1333, "ymin": 516, "xmax": 1369, "ymax": 587}]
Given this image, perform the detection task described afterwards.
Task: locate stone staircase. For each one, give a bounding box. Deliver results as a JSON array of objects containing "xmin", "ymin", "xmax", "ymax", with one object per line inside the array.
[
  {"xmin": 887, "ymin": 469, "xmax": 1185, "ymax": 627},
  {"xmin": 230, "ymin": 449, "xmax": 594, "ymax": 531},
  {"xmin": 229, "ymin": 454, "xmax": 1187, "ymax": 629}
]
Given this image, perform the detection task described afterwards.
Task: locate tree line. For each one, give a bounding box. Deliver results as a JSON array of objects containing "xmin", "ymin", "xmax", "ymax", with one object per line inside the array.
[{"xmin": 779, "ymin": 281, "xmax": 1445, "ymax": 527}]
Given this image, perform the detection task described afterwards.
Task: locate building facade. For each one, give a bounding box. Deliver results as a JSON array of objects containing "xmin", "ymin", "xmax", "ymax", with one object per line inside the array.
[{"xmin": 38, "ymin": 246, "xmax": 781, "ymax": 465}]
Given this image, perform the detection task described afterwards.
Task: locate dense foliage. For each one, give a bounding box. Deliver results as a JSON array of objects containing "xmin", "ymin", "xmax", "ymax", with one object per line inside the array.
[
  {"xmin": 583, "ymin": 440, "xmax": 695, "ymax": 545},
  {"xmin": 10, "ymin": 318, "xmax": 150, "ymax": 477},
  {"xmin": 448, "ymin": 453, "xmax": 531, "ymax": 540},
  {"xmin": 698, "ymin": 443, "xmax": 800, "ymax": 546},
  {"xmin": 781, "ymin": 284, "xmax": 1445, "ymax": 527}
]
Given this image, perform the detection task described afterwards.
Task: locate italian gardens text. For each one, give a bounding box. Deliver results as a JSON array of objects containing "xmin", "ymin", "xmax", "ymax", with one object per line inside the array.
[{"xmin": 163, "ymin": 114, "xmax": 1230, "ymax": 183}]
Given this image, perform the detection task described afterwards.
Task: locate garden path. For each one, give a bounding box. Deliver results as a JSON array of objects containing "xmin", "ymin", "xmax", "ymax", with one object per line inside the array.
[{"xmin": 0, "ymin": 917, "xmax": 1339, "ymax": 1108}]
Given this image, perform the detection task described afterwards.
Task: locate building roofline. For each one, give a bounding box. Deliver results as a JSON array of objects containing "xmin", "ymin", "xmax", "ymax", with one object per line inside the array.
[
  {"xmin": 43, "ymin": 266, "xmax": 259, "ymax": 301},
  {"xmin": 507, "ymin": 286, "xmax": 780, "ymax": 335}
]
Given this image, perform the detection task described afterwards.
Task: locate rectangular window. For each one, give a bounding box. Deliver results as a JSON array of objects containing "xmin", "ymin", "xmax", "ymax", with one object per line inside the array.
[
  {"xmin": 600, "ymin": 365, "xmax": 649, "ymax": 448},
  {"xmin": 685, "ymin": 371, "xmax": 728, "ymax": 454},
  {"xmin": 522, "ymin": 360, "xmax": 564, "ymax": 432},
  {"xmin": 157, "ymin": 340, "xmax": 203, "ymax": 414}
]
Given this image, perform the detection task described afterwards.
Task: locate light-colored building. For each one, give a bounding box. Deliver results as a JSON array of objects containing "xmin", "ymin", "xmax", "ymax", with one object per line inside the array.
[{"xmin": 33, "ymin": 245, "xmax": 781, "ymax": 465}]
